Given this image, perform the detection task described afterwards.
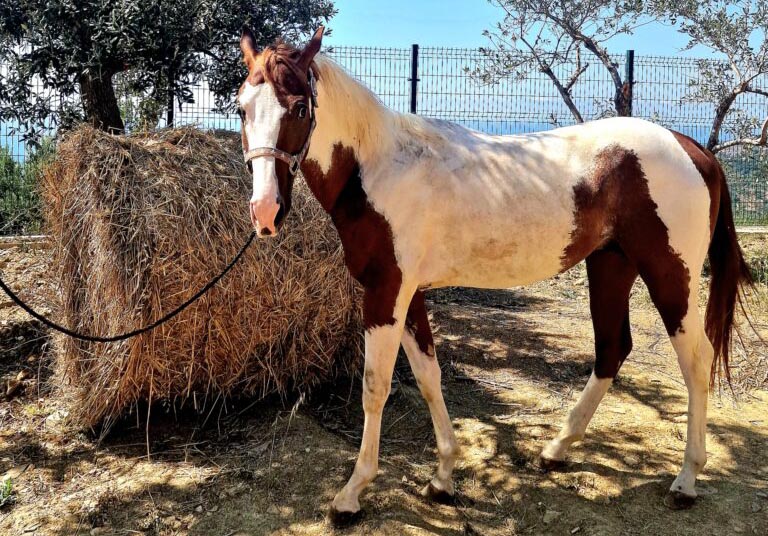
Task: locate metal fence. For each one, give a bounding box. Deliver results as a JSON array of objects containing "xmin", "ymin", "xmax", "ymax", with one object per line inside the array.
[{"xmin": 1, "ymin": 46, "xmax": 767, "ymax": 234}]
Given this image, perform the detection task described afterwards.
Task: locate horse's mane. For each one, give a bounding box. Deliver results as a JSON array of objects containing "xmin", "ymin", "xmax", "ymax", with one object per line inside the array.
[
  {"xmin": 312, "ymin": 54, "xmax": 399, "ymax": 161},
  {"xmin": 259, "ymin": 41, "xmax": 310, "ymax": 97}
]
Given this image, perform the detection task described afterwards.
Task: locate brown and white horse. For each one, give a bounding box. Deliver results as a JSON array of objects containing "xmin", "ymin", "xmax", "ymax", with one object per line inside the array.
[{"xmin": 237, "ymin": 27, "xmax": 752, "ymax": 524}]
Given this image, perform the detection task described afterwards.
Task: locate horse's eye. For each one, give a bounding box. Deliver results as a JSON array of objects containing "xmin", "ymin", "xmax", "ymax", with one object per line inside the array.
[{"xmin": 297, "ymin": 105, "xmax": 307, "ymax": 119}]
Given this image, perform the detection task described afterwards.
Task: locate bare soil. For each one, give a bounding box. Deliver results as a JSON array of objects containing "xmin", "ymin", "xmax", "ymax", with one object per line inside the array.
[{"xmin": 0, "ymin": 235, "xmax": 766, "ymax": 536}]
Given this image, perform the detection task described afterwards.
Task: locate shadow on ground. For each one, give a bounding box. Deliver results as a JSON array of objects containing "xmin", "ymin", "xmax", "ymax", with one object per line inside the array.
[{"xmin": 1, "ymin": 287, "xmax": 767, "ymax": 535}]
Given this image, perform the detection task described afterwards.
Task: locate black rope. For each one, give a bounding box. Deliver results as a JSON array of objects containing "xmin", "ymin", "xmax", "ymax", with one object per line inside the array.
[{"xmin": 0, "ymin": 231, "xmax": 257, "ymax": 343}]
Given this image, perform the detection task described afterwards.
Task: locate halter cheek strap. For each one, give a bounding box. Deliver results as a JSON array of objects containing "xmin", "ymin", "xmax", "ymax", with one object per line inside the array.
[{"xmin": 243, "ymin": 68, "xmax": 318, "ymax": 175}]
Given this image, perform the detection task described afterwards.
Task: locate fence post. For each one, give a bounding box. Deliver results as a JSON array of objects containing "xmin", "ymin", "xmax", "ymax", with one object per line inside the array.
[
  {"xmin": 625, "ymin": 49, "xmax": 635, "ymax": 117},
  {"xmin": 409, "ymin": 44, "xmax": 420, "ymax": 114}
]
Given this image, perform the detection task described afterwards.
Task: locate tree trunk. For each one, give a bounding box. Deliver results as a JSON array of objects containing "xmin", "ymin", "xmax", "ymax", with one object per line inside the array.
[
  {"xmin": 166, "ymin": 70, "xmax": 175, "ymax": 128},
  {"xmin": 79, "ymin": 72, "xmax": 125, "ymax": 134},
  {"xmin": 166, "ymin": 86, "xmax": 175, "ymax": 128},
  {"xmin": 707, "ymin": 91, "xmax": 739, "ymax": 151},
  {"xmin": 614, "ymin": 83, "xmax": 632, "ymax": 117}
]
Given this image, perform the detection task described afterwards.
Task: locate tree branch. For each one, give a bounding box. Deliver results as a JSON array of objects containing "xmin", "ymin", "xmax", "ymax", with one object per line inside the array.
[
  {"xmin": 538, "ymin": 7, "xmax": 629, "ymax": 115},
  {"xmin": 711, "ymin": 117, "xmax": 768, "ymax": 154},
  {"xmin": 565, "ymin": 54, "xmax": 588, "ymax": 91},
  {"xmin": 745, "ymin": 86, "xmax": 768, "ymax": 98},
  {"xmin": 197, "ymin": 48, "xmax": 226, "ymax": 63},
  {"xmin": 518, "ymin": 31, "xmax": 584, "ymax": 123}
]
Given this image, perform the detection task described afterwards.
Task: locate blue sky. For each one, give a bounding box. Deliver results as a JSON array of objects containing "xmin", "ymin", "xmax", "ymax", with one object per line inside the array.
[{"xmin": 325, "ymin": 0, "xmax": 711, "ymax": 57}]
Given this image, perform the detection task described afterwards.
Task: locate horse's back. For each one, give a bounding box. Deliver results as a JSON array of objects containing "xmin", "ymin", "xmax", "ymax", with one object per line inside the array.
[{"xmin": 373, "ymin": 116, "xmax": 713, "ymax": 290}]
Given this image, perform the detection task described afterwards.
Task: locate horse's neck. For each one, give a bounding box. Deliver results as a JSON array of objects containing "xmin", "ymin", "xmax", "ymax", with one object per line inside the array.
[
  {"xmin": 300, "ymin": 132, "xmax": 360, "ymax": 213},
  {"xmin": 300, "ymin": 60, "xmax": 399, "ymax": 210},
  {"xmin": 299, "ymin": 99, "xmax": 397, "ymax": 286}
]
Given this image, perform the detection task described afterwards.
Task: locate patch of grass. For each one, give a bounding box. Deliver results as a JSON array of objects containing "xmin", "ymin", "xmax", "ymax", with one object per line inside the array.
[
  {"xmin": 22, "ymin": 403, "xmax": 46, "ymax": 417},
  {"xmin": 749, "ymin": 254, "xmax": 768, "ymax": 286},
  {"xmin": 0, "ymin": 477, "xmax": 14, "ymax": 508}
]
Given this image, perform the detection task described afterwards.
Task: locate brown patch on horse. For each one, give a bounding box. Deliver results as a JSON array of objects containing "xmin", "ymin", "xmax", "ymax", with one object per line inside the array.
[
  {"xmin": 563, "ymin": 145, "xmax": 690, "ymax": 337},
  {"xmin": 302, "ymin": 144, "xmax": 403, "ymax": 329},
  {"xmin": 239, "ymin": 26, "xmax": 322, "ymax": 104},
  {"xmin": 242, "ymin": 37, "xmax": 319, "ymax": 106},
  {"xmin": 560, "ymin": 145, "xmax": 624, "ymax": 269},
  {"xmin": 612, "ymin": 149, "xmax": 691, "ymax": 337},
  {"xmin": 405, "ymin": 291, "xmax": 435, "ymax": 357},
  {"xmin": 670, "ymin": 131, "xmax": 721, "ymax": 235},
  {"xmin": 259, "ymin": 45, "xmax": 315, "ymax": 105}
]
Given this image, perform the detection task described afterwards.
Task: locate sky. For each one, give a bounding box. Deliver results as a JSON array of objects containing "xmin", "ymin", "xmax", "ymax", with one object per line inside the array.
[{"xmin": 324, "ymin": 0, "xmax": 713, "ymax": 57}]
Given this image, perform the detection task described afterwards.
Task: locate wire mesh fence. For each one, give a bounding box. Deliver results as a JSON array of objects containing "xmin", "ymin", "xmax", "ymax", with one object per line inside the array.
[{"xmin": 1, "ymin": 45, "xmax": 766, "ymax": 235}]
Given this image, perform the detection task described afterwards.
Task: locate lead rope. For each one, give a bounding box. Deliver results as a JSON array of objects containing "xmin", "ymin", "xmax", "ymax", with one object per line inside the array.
[{"xmin": 0, "ymin": 230, "xmax": 257, "ymax": 343}]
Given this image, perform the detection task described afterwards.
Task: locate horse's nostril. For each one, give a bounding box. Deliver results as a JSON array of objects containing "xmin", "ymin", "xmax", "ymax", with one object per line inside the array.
[
  {"xmin": 275, "ymin": 201, "xmax": 286, "ymax": 227},
  {"xmin": 260, "ymin": 227, "xmax": 272, "ymax": 236}
]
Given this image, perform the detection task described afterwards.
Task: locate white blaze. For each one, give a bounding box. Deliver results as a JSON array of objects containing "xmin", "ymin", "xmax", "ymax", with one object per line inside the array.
[{"xmin": 239, "ymin": 81, "xmax": 286, "ymax": 235}]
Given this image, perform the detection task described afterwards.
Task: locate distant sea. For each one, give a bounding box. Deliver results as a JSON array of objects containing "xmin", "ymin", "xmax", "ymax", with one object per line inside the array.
[{"xmin": 1, "ymin": 118, "xmax": 710, "ymax": 164}]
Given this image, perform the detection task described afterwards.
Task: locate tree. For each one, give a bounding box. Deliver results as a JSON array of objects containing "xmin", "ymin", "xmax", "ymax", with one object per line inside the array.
[
  {"xmin": 652, "ymin": 0, "xmax": 768, "ymax": 153},
  {"xmin": 477, "ymin": 1, "xmax": 654, "ymax": 123},
  {"xmin": 0, "ymin": 0, "xmax": 335, "ymax": 138}
]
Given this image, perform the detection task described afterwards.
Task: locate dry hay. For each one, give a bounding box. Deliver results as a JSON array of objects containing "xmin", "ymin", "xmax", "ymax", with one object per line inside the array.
[{"xmin": 41, "ymin": 125, "xmax": 362, "ymax": 429}]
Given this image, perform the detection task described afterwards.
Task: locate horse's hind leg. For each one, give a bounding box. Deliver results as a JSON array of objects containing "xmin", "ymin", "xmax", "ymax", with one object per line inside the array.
[
  {"xmin": 635, "ymin": 253, "xmax": 713, "ymax": 509},
  {"xmin": 401, "ymin": 290, "xmax": 459, "ymax": 502},
  {"xmin": 664, "ymin": 318, "xmax": 713, "ymax": 509},
  {"xmin": 540, "ymin": 244, "xmax": 638, "ymax": 467}
]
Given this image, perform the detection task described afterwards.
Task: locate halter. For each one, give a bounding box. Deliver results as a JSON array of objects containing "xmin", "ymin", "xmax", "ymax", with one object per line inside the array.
[{"xmin": 243, "ymin": 68, "xmax": 318, "ymax": 175}]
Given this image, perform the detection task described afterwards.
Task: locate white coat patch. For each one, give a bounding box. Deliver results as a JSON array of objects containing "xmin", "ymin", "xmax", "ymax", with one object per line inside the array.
[{"xmin": 239, "ymin": 81, "xmax": 286, "ymax": 206}]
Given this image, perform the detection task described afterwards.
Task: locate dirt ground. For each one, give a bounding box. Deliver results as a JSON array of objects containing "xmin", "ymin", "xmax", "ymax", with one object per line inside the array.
[{"xmin": 0, "ymin": 235, "xmax": 766, "ymax": 536}]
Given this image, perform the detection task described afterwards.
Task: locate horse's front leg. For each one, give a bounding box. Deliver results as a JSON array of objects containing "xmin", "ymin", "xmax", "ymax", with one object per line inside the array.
[
  {"xmin": 402, "ymin": 290, "xmax": 459, "ymax": 502},
  {"xmin": 328, "ymin": 283, "xmax": 413, "ymax": 525}
]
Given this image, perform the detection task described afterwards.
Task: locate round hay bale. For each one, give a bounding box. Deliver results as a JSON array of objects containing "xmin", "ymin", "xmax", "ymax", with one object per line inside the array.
[{"xmin": 41, "ymin": 126, "xmax": 362, "ymax": 429}]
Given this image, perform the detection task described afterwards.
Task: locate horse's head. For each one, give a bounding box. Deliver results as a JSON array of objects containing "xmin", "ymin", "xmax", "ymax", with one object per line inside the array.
[{"xmin": 238, "ymin": 26, "xmax": 324, "ymax": 237}]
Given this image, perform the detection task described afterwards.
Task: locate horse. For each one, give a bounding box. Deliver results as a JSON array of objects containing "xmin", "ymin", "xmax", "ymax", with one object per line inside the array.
[{"xmin": 236, "ymin": 26, "xmax": 753, "ymax": 525}]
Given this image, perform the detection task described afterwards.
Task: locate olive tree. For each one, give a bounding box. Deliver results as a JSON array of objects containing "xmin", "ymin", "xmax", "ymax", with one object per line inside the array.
[
  {"xmin": 477, "ymin": 0, "xmax": 654, "ymax": 122},
  {"xmin": 0, "ymin": 0, "xmax": 335, "ymax": 138},
  {"xmin": 653, "ymin": 0, "xmax": 768, "ymax": 153}
]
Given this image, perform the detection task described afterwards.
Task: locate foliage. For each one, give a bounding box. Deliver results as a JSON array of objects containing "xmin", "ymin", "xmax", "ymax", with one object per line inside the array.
[
  {"xmin": 115, "ymin": 72, "xmax": 166, "ymax": 132},
  {"xmin": 0, "ymin": 477, "xmax": 13, "ymax": 508},
  {"xmin": 749, "ymin": 251, "xmax": 768, "ymax": 285},
  {"xmin": 720, "ymin": 146, "xmax": 768, "ymax": 224},
  {"xmin": 651, "ymin": 0, "xmax": 768, "ymax": 152},
  {"xmin": 0, "ymin": 0, "xmax": 335, "ymax": 137},
  {"xmin": 0, "ymin": 138, "xmax": 54, "ymax": 234},
  {"xmin": 476, "ymin": 1, "xmax": 654, "ymax": 122}
]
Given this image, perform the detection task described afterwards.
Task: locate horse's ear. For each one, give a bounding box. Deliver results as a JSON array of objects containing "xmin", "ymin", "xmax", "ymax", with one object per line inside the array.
[
  {"xmin": 240, "ymin": 26, "xmax": 260, "ymax": 66},
  {"xmin": 299, "ymin": 26, "xmax": 324, "ymax": 69}
]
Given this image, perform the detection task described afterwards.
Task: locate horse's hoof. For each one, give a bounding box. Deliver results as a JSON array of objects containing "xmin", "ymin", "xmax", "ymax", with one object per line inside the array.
[
  {"xmin": 664, "ymin": 490, "xmax": 697, "ymax": 510},
  {"xmin": 421, "ymin": 482, "xmax": 456, "ymax": 505},
  {"xmin": 327, "ymin": 506, "xmax": 364, "ymax": 528},
  {"xmin": 538, "ymin": 455, "xmax": 567, "ymax": 472}
]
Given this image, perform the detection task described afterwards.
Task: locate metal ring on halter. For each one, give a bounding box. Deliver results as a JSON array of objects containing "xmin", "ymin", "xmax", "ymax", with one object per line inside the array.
[{"xmin": 243, "ymin": 68, "xmax": 318, "ymax": 175}]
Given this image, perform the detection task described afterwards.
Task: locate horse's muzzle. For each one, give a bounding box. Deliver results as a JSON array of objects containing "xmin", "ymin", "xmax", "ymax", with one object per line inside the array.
[{"xmin": 250, "ymin": 196, "xmax": 284, "ymax": 237}]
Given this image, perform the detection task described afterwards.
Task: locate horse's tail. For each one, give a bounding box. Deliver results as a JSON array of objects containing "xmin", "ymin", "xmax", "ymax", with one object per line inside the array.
[{"xmin": 705, "ymin": 163, "xmax": 753, "ymax": 388}]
